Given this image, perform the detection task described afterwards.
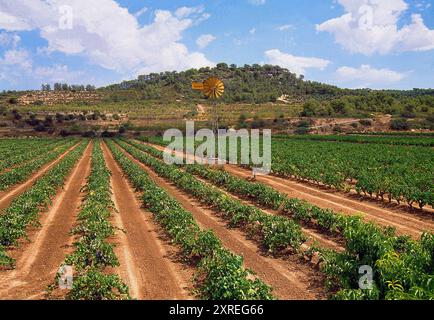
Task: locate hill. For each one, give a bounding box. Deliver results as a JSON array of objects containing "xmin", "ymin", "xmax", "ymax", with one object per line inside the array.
[
  {"xmin": 103, "ymin": 63, "xmax": 434, "ymax": 119},
  {"xmin": 0, "ymin": 64, "xmax": 433, "ymax": 135}
]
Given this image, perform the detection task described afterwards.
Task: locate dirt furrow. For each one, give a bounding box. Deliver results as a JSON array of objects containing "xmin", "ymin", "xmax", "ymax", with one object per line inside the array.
[
  {"xmin": 102, "ymin": 142, "xmax": 193, "ymax": 300},
  {"xmin": 0, "ymin": 143, "xmax": 79, "ymax": 213},
  {"xmin": 117, "ymin": 143, "xmax": 327, "ymax": 300},
  {"xmin": 148, "ymin": 142, "xmax": 434, "ymax": 239},
  {"xmin": 133, "ymin": 146, "xmax": 344, "ymax": 253},
  {"xmin": 0, "ymin": 142, "xmax": 92, "ymax": 300},
  {"xmin": 224, "ymin": 165, "xmax": 434, "ymax": 238},
  {"xmin": 192, "ymin": 174, "xmax": 345, "ymax": 252}
]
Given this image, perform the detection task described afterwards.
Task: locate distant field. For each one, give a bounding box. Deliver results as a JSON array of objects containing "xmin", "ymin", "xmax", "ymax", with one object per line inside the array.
[
  {"xmin": 16, "ymin": 100, "xmax": 302, "ymax": 121},
  {"xmin": 274, "ymin": 134, "xmax": 434, "ymax": 146}
]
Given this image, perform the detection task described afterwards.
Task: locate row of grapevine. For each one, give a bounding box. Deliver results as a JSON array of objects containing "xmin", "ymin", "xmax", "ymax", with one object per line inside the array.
[
  {"xmin": 184, "ymin": 165, "xmax": 434, "ymax": 300},
  {"xmin": 128, "ymin": 139, "xmax": 358, "ymax": 235},
  {"xmin": 0, "ymin": 139, "xmax": 76, "ymax": 191},
  {"xmin": 276, "ymin": 134, "xmax": 434, "ymax": 147},
  {"xmin": 116, "ymin": 139, "xmax": 306, "ymax": 253},
  {"xmin": 270, "ymin": 139, "xmax": 434, "ymax": 209},
  {"xmin": 0, "ymin": 139, "xmax": 53, "ymax": 160},
  {"xmin": 0, "ymin": 139, "xmax": 57, "ymax": 171},
  {"xmin": 106, "ymin": 140, "xmax": 273, "ymax": 300},
  {"xmin": 141, "ymin": 136, "xmax": 434, "ymax": 209},
  {"xmin": 0, "ymin": 141, "xmax": 88, "ymax": 268},
  {"xmin": 51, "ymin": 141, "xmax": 130, "ymax": 300},
  {"xmin": 128, "ymin": 139, "xmax": 434, "ymax": 300}
]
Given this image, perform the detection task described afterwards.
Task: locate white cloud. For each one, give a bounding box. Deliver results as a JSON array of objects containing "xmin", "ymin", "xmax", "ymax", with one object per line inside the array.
[
  {"xmin": 264, "ymin": 49, "xmax": 331, "ymax": 75},
  {"xmin": 0, "ymin": 48, "xmax": 31, "ymax": 83},
  {"xmin": 336, "ymin": 64, "xmax": 406, "ymax": 85},
  {"xmin": 0, "ymin": 48, "xmax": 85, "ymax": 86},
  {"xmin": 0, "ymin": 1, "xmax": 214, "ymax": 77},
  {"xmin": 175, "ymin": 6, "xmax": 204, "ymax": 18},
  {"xmin": 0, "ymin": 32, "xmax": 20, "ymax": 47},
  {"xmin": 33, "ymin": 64, "xmax": 84, "ymax": 83},
  {"xmin": 134, "ymin": 7, "xmax": 148, "ymax": 18},
  {"xmin": 0, "ymin": 49, "xmax": 32, "ymax": 70},
  {"xmin": 0, "ymin": 10, "xmax": 31, "ymax": 31},
  {"xmin": 248, "ymin": 0, "xmax": 266, "ymax": 5},
  {"xmin": 249, "ymin": 28, "xmax": 256, "ymax": 35},
  {"xmin": 316, "ymin": 0, "xmax": 434, "ymax": 55},
  {"xmin": 277, "ymin": 24, "xmax": 294, "ymax": 31},
  {"xmin": 196, "ymin": 34, "xmax": 216, "ymax": 49}
]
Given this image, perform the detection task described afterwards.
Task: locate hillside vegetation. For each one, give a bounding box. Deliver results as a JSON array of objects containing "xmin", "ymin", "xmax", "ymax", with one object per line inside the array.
[
  {"xmin": 104, "ymin": 64, "xmax": 434, "ymax": 119},
  {"xmin": 1, "ymin": 64, "xmax": 434, "ymax": 134}
]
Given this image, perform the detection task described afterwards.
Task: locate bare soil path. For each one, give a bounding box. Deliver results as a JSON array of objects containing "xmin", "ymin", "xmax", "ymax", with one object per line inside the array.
[
  {"xmin": 102, "ymin": 142, "xmax": 194, "ymax": 300},
  {"xmin": 148, "ymin": 142, "xmax": 434, "ymax": 239},
  {"xmin": 128, "ymin": 141, "xmax": 344, "ymax": 252},
  {"xmin": 225, "ymin": 165, "xmax": 434, "ymax": 238},
  {"xmin": 0, "ymin": 143, "xmax": 79, "ymax": 213},
  {"xmin": 192, "ymin": 173, "xmax": 345, "ymax": 253},
  {"xmin": 117, "ymin": 143, "xmax": 328, "ymax": 300},
  {"xmin": 0, "ymin": 142, "xmax": 92, "ymax": 300}
]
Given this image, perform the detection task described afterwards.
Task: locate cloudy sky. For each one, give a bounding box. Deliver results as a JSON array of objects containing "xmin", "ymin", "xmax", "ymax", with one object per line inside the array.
[{"xmin": 0, "ymin": 0, "xmax": 433, "ymax": 90}]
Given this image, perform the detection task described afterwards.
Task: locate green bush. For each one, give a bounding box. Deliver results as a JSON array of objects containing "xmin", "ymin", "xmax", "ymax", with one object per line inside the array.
[{"xmin": 390, "ymin": 118, "xmax": 410, "ymax": 131}]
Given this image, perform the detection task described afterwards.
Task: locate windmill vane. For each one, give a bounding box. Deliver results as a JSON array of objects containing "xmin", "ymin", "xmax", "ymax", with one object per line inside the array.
[{"xmin": 192, "ymin": 77, "xmax": 225, "ymax": 99}]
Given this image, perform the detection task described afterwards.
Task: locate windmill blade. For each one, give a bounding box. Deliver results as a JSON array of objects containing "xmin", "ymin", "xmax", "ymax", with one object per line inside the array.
[{"xmin": 203, "ymin": 77, "xmax": 224, "ymax": 99}]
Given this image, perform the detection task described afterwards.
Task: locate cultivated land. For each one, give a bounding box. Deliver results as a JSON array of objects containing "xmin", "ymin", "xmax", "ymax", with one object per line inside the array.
[{"xmin": 0, "ymin": 136, "xmax": 432, "ymax": 300}]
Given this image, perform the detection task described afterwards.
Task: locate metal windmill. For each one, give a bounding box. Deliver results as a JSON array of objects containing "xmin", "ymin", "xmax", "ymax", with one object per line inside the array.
[{"xmin": 192, "ymin": 77, "xmax": 225, "ymax": 132}]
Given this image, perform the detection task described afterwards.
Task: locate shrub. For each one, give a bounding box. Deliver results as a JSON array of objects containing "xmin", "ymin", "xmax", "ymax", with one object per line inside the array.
[
  {"xmin": 34, "ymin": 124, "xmax": 47, "ymax": 132},
  {"xmin": 300, "ymin": 100, "xmax": 319, "ymax": 117},
  {"xmin": 390, "ymin": 118, "xmax": 410, "ymax": 131},
  {"xmin": 56, "ymin": 113, "xmax": 65, "ymax": 123},
  {"xmin": 359, "ymin": 119, "xmax": 372, "ymax": 126},
  {"xmin": 59, "ymin": 129, "xmax": 70, "ymax": 137},
  {"xmin": 66, "ymin": 114, "xmax": 76, "ymax": 121},
  {"xmin": 401, "ymin": 111, "xmax": 416, "ymax": 119},
  {"xmin": 45, "ymin": 115, "xmax": 54, "ymax": 125},
  {"xmin": 101, "ymin": 130, "xmax": 115, "ymax": 138},
  {"xmin": 8, "ymin": 97, "xmax": 18, "ymax": 104},
  {"xmin": 82, "ymin": 131, "xmax": 97, "ymax": 138},
  {"xmin": 118, "ymin": 126, "xmax": 126, "ymax": 134},
  {"xmin": 333, "ymin": 125, "xmax": 343, "ymax": 133},
  {"xmin": 251, "ymin": 116, "xmax": 265, "ymax": 129}
]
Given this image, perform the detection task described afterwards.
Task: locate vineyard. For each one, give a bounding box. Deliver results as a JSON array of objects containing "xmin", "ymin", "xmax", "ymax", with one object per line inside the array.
[
  {"xmin": 0, "ymin": 136, "xmax": 432, "ymax": 300},
  {"xmin": 145, "ymin": 135, "xmax": 434, "ymax": 210}
]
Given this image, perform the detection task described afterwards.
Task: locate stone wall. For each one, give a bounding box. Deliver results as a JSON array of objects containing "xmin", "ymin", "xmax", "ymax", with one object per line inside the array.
[{"xmin": 18, "ymin": 91, "xmax": 101, "ymax": 105}]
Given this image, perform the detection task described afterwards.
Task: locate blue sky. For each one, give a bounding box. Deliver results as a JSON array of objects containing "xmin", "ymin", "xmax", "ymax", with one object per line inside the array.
[{"xmin": 0, "ymin": 0, "xmax": 433, "ymax": 90}]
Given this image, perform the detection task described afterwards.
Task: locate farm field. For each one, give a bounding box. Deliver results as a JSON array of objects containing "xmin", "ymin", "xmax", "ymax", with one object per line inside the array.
[
  {"xmin": 144, "ymin": 135, "xmax": 434, "ymax": 212},
  {"xmin": 0, "ymin": 136, "xmax": 432, "ymax": 300}
]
